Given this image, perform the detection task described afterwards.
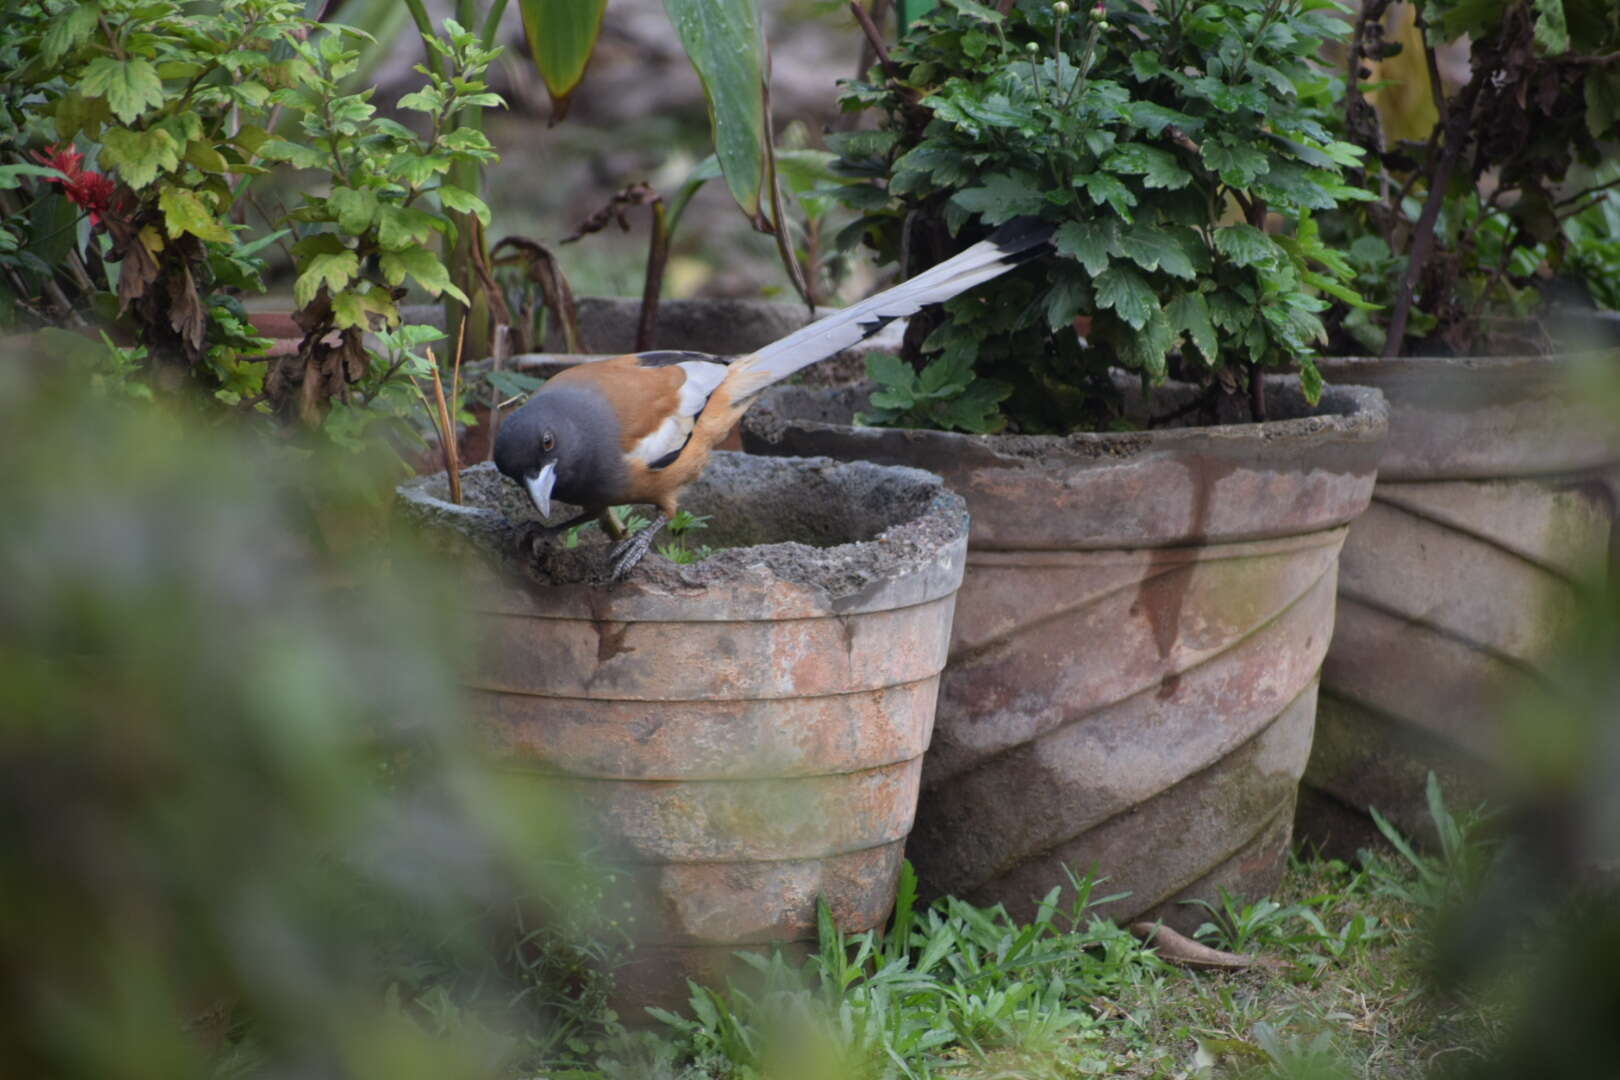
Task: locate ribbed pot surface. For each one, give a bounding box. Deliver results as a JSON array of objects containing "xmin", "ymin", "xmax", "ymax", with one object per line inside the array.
[
  {"xmin": 743, "ymin": 380, "xmax": 1388, "ymax": 929},
  {"xmin": 398, "ymin": 453, "xmax": 968, "ymax": 1007},
  {"xmin": 1302, "ymin": 356, "xmax": 1619, "ymax": 849}
]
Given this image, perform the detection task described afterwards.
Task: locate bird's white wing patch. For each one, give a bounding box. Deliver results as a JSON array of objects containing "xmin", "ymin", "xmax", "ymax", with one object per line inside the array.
[
  {"xmin": 627, "ymin": 414, "xmax": 691, "ymax": 466},
  {"xmin": 626, "ymin": 362, "xmax": 728, "ymax": 467},
  {"xmin": 675, "ymin": 361, "xmax": 728, "ymax": 417}
]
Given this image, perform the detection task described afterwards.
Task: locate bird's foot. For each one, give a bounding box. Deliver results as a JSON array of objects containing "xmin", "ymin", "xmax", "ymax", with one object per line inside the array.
[
  {"xmin": 514, "ymin": 510, "xmax": 596, "ymax": 569},
  {"xmin": 605, "ymin": 512, "xmax": 668, "ymax": 583}
]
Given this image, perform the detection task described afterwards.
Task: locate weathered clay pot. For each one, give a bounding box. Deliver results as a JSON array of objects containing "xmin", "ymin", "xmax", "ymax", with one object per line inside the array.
[
  {"xmin": 1298, "ymin": 355, "xmax": 1619, "ymax": 851},
  {"xmin": 742, "ymin": 381, "xmax": 1389, "ymax": 930},
  {"xmin": 396, "ymin": 452, "xmax": 967, "ymax": 1006}
]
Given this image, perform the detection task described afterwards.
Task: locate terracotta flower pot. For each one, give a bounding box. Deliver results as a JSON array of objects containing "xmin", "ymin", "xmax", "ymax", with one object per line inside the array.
[
  {"xmin": 742, "ymin": 380, "xmax": 1389, "ymax": 930},
  {"xmin": 1297, "ymin": 354, "xmax": 1620, "ymax": 851},
  {"xmin": 395, "ymin": 451, "xmax": 966, "ymax": 1007}
]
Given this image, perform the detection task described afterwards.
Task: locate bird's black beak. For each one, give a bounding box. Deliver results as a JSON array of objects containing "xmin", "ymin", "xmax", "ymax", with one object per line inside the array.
[{"xmin": 523, "ymin": 462, "xmax": 557, "ymax": 518}]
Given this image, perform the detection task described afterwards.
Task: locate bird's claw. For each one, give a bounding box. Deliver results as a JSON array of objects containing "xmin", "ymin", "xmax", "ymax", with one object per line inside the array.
[{"xmin": 604, "ymin": 513, "xmax": 668, "ymax": 583}]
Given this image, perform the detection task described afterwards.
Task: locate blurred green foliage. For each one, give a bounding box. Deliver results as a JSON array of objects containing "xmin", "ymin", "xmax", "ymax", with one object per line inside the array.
[{"xmin": 0, "ymin": 338, "xmax": 575, "ymax": 1078}]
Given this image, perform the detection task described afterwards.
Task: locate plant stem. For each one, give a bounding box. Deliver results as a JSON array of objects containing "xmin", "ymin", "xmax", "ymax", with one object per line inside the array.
[
  {"xmin": 425, "ymin": 346, "xmax": 462, "ymax": 504},
  {"xmin": 850, "ymin": 1, "xmax": 901, "ymax": 79},
  {"xmin": 637, "ymin": 198, "xmax": 671, "ymax": 351},
  {"xmin": 479, "ymin": 0, "xmax": 510, "ymax": 47},
  {"xmin": 1382, "ymin": 77, "xmax": 1482, "ymax": 358},
  {"xmin": 485, "ymin": 323, "xmax": 510, "ymax": 462},
  {"xmin": 401, "ymin": 0, "xmax": 445, "ymax": 79}
]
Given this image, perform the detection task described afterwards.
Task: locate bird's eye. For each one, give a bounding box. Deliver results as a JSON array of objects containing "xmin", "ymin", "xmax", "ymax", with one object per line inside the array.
[{"xmin": 542, "ymin": 431, "xmax": 556, "ymax": 452}]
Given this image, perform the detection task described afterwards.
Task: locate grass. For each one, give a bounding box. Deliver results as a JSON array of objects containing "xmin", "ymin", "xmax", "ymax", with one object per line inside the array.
[
  {"xmin": 502, "ymin": 792, "xmax": 1507, "ymax": 1080},
  {"xmin": 321, "ymin": 779, "xmax": 1511, "ymax": 1080}
]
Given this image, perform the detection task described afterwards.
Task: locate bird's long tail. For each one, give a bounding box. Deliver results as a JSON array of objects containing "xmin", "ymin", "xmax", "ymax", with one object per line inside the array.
[{"xmin": 720, "ymin": 217, "xmax": 1053, "ymax": 403}]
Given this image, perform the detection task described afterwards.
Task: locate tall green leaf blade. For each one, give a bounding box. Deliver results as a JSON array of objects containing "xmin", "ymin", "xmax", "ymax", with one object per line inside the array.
[
  {"xmin": 665, "ymin": 0, "xmax": 769, "ymax": 223},
  {"xmin": 517, "ymin": 0, "xmax": 609, "ymax": 122}
]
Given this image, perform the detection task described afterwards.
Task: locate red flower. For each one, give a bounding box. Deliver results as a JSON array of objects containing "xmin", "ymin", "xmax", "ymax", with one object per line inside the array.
[{"xmin": 32, "ymin": 144, "xmax": 119, "ymax": 226}]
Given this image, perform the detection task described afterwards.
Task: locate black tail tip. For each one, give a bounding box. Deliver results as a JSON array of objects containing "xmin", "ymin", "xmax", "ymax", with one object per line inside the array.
[{"xmin": 988, "ymin": 217, "xmax": 1056, "ymax": 257}]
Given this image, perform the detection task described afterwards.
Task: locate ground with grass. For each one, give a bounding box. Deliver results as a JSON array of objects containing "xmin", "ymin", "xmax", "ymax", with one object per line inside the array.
[{"xmin": 505, "ymin": 795, "xmax": 1507, "ymax": 1080}]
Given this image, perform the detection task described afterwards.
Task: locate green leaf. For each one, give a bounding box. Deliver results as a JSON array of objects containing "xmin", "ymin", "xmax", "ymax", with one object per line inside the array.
[
  {"xmin": 1094, "ymin": 264, "xmax": 1156, "ymax": 330},
  {"xmin": 1117, "ymin": 223, "xmax": 1196, "ymax": 279},
  {"xmin": 328, "ymin": 187, "xmax": 379, "ymax": 234},
  {"xmin": 159, "ymin": 186, "xmax": 232, "ymax": 243},
  {"xmin": 1254, "ymin": 161, "xmax": 1339, "ymax": 210},
  {"xmin": 1043, "ymin": 265, "xmax": 1092, "ymax": 330},
  {"xmin": 331, "ymin": 290, "xmax": 368, "ymax": 331},
  {"xmin": 1586, "ymin": 68, "xmax": 1620, "ymax": 140},
  {"xmin": 1130, "ymin": 101, "xmax": 1201, "ymax": 136},
  {"xmin": 1302, "ymin": 269, "xmax": 1379, "ymax": 310},
  {"xmin": 1078, "ymin": 173, "xmax": 1137, "ymax": 220},
  {"xmin": 394, "ymin": 153, "xmax": 452, "ymax": 186},
  {"xmin": 1532, "ymin": 0, "xmax": 1569, "ymax": 54},
  {"xmin": 1299, "ymin": 352, "xmax": 1324, "ymax": 405},
  {"xmin": 1120, "ymin": 306, "xmax": 1175, "ymax": 379},
  {"xmin": 376, "ymin": 205, "xmax": 446, "ymax": 250},
  {"xmin": 436, "ymin": 184, "xmax": 491, "ymax": 226},
  {"xmin": 665, "ymin": 0, "xmax": 770, "ymax": 222},
  {"xmin": 41, "ymin": 1, "xmax": 100, "ymax": 64},
  {"xmin": 1129, "ymin": 51, "xmax": 1163, "ymax": 80},
  {"xmin": 380, "ymin": 246, "xmax": 468, "ymax": 303},
  {"xmin": 81, "ymin": 57, "xmax": 166, "ymax": 125},
  {"xmin": 396, "ymin": 86, "xmax": 445, "ymax": 114},
  {"xmin": 1214, "ymin": 224, "xmax": 1283, "ymax": 270},
  {"xmin": 1055, "ymin": 219, "xmax": 1119, "ymax": 277},
  {"xmin": 518, "ymin": 0, "xmax": 609, "ymax": 119},
  {"xmin": 1208, "ymin": 291, "xmax": 1254, "ymax": 333},
  {"xmin": 918, "ymin": 353, "xmax": 971, "ymax": 397},
  {"xmin": 940, "ymin": 0, "xmax": 1004, "ymax": 22},
  {"xmin": 1202, "ymin": 140, "xmax": 1270, "ymax": 187},
  {"xmin": 0, "ymin": 164, "xmax": 69, "ymax": 189},
  {"xmin": 292, "ymin": 233, "xmax": 347, "ymax": 260},
  {"xmin": 295, "ymin": 251, "xmax": 358, "ymax": 307},
  {"xmin": 182, "ymin": 141, "xmax": 231, "ymax": 174},
  {"xmin": 834, "ymin": 183, "xmax": 891, "ymax": 210},
  {"xmin": 951, "ymin": 172, "xmax": 1046, "ymax": 224},
  {"xmin": 257, "ymin": 138, "xmax": 325, "ymax": 170},
  {"xmin": 99, "ymin": 126, "xmax": 182, "ymax": 188},
  {"xmin": 1104, "ymin": 144, "xmax": 1192, "ymax": 190},
  {"xmin": 1166, "ymin": 291, "xmax": 1217, "ymax": 365},
  {"xmin": 866, "ymin": 352, "xmax": 917, "ymax": 397}
]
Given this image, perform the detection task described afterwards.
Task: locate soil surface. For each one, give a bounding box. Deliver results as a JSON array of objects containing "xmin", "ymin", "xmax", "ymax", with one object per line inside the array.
[{"xmin": 396, "ymin": 452, "xmax": 968, "ymax": 596}]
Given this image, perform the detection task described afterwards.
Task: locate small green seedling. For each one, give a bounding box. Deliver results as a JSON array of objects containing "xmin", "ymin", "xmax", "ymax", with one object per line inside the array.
[{"xmin": 656, "ymin": 510, "xmax": 713, "ymax": 565}]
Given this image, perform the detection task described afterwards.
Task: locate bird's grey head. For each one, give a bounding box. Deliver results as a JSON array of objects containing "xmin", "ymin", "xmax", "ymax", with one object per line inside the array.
[{"xmin": 492, "ymin": 386, "xmax": 628, "ymax": 519}]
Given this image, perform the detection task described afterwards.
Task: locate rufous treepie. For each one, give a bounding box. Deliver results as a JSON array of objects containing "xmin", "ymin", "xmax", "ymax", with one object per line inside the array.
[{"xmin": 493, "ymin": 218, "xmax": 1053, "ymax": 580}]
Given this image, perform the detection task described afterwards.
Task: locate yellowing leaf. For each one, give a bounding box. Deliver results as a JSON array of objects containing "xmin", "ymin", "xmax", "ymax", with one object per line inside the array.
[
  {"xmin": 159, "ymin": 186, "xmax": 233, "ymax": 244},
  {"xmin": 80, "ymin": 57, "xmax": 165, "ymax": 125},
  {"xmin": 183, "ymin": 140, "xmax": 231, "ymax": 174},
  {"xmin": 100, "ymin": 126, "xmax": 181, "ymax": 188},
  {"xmin": 330, "ymin": 286, "xmax": 400, "ymax": 331},
  {"xmin": 294, "ymin": 251, "xmax": 359, "ymax": 307},
  {"xmin": 138, "ymin": 224, "xmax": 165, "ymax": 255}
]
